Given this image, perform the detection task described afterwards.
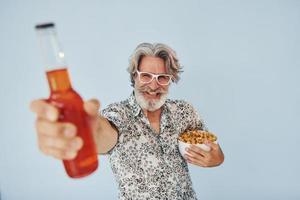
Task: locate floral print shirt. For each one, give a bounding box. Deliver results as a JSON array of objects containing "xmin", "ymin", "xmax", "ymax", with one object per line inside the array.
[{"xmin": 102, "ymin": 92, "xmax": 207, "ymax": 200}]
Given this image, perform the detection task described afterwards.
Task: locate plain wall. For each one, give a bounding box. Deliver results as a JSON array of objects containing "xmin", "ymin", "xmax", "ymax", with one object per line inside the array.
[{"xmin": 0, "ymin": 0, "xmax": 299, "ymax": 199}]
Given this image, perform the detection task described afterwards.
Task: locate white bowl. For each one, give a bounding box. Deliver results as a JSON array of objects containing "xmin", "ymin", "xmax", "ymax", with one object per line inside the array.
[{"xmin": 178, "ymin": 140, "xmax": 218, "ymax": 157}]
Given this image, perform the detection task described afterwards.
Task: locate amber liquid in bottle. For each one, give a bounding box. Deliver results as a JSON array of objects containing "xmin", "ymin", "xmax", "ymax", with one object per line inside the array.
[{"xmin": 46, "ymin": 68, "xmax": 98, "ymax": 178}]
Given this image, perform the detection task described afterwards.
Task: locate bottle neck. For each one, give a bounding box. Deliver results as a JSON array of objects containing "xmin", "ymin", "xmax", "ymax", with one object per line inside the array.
[
  {"xmin": 36, "ymin": 25, "xmax": 67, "ymax": 71},
  {"xmin": 46, "ymin": 68, "xmax": 72, "ymax": 92}
]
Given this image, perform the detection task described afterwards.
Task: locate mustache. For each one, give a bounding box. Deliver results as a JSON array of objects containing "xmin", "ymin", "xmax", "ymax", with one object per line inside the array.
[{"xmin": 138, "ymin": 85, "xmax": 167, "ymax": 94}]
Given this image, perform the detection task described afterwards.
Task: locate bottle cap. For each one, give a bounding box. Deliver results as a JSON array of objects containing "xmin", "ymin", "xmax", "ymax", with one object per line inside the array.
[{"xmin": 35, "ymin": 23, "xmax": 55, "ymax": 30}]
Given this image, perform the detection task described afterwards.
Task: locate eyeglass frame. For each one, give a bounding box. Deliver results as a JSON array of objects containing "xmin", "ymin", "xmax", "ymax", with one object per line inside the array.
[{"xmin": 135, "ymin": 69, "xmax": 173, "ymax": 86}]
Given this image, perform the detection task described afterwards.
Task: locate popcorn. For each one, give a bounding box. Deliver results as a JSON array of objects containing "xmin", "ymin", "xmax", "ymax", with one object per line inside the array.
[{"xmin": 178, "ymin": 130, "xmax": 217, "ymax": 144}]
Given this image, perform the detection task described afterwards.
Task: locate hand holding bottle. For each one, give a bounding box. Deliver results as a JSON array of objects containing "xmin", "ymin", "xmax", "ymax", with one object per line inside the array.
[
  {"xmin": 30, "ymin": 99, "xmax": 101, "ymax": 160},
  {"xmin": 33, "ymin": 23, "xmax": 118, "ymax": 178}
]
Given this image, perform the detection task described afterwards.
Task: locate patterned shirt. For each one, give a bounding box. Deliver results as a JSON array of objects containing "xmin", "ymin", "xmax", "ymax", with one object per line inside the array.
[{"xmin": 102, "ymin": 92, "xmax": 207, "ymax": 200}]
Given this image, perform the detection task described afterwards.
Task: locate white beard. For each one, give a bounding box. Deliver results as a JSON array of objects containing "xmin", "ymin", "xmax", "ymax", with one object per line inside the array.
[{"xmin": 134, "ymin": 87, "xmax": 168, "ymax": 112}]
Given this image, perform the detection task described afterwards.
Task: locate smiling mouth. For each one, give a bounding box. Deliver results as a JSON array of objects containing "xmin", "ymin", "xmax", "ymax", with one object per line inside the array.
[{"xmin": 143, "ymin": 91, "xmax": 161, "ymax": 98}]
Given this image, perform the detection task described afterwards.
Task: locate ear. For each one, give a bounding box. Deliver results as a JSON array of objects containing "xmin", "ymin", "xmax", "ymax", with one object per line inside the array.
[
  {"xmin": 133, "ymin": 72, "xmax": 137, "ymax": 78},
  {"xmin": 132, "ymin": 72, "xmax": 138, "ymax": 82},
  {"xmin": 132, "ymin": 73, "xmax": 137, "ymax": 87}
]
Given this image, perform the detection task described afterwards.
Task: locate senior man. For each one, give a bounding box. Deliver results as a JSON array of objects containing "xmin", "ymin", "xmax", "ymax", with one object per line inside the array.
[{"xmin": 30, "ymin": 43, "xmax": 224, "ymax": 199}]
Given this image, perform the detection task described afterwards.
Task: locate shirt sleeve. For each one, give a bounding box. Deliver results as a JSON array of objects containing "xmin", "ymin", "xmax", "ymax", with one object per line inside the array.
[
  {"xmin": 101, "ymin": 103, "xmax": 126, "ymax": 132},
  {"xmin": 176, "ymin": 100, "xmax": 209, "ymax": 132},
  {"xmin": 101, "ymin": 103, "xmax": 127, "ymax": 154}
]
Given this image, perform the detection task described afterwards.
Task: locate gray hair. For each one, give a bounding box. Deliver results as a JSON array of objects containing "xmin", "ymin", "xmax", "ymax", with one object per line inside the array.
[{"xmin": 127, "ymin": 43, "xmax": 183, "ymax": 86}]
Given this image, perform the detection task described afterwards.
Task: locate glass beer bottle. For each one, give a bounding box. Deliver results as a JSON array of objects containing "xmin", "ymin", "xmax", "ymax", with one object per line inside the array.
[{"xmin": 35, "ymin": 23, "xmax": 98, "ymax": 178}]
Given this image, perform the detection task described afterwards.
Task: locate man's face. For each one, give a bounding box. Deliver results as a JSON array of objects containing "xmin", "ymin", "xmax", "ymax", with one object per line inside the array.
[{"xmin": 134, "ymin": 56, "xmax": 170, "ymax": 111}]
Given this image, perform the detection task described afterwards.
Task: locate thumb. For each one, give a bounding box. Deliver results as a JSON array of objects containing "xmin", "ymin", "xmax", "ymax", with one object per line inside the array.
[{"xmin": 84, "ymin": 99, "xmax": 101, "ymax": 117}]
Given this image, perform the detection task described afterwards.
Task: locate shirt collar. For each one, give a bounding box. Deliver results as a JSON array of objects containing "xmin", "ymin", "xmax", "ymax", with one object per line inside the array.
[{"xmin": 128, "ymin": 91, "xmax": 142, "ymax": 117}]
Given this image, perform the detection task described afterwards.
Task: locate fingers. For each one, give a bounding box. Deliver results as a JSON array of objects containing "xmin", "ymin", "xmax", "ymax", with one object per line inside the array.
[
  {"xmin": 43, "ymin": 146, "xmax": 77, "ymax": 160},
  {"xmin": 185, "ymin": 155, "xmax": 209, "ymax": 167},
  {"xmin": 188, "ymin": 145, "xmax": 209, "ymax": 156},
  {"xmin": 35, "ymin": 117, "xmax": 83, "ymax": 160},
  {"xmin": 38, "ymin": 134, "xmax": 83, "ymax": 160},
  {"xmin": 35, "ymin": 118, "xmax": 76, "ymax": 138},
  {"xmin": 84, "ymin": 99, "xmax": 100, "ymax": 117},
  {"xmin": 39, "ymin": 135, "xmax": 83, "ymax": 151},
  {"xmin": 31, "ymin": 98, "xmax": 98, "ymax": 160},
  {"xmin": 185, "ymin": 145, "xmax": 210, "ymax": 167},
  {"xmin": 185, "ymin": 143, "xmax": 224, "ymax": 167},
  {"xmin": 30, "ymin": 99, "xmax": 59, "ymax": 121},
  {"xmin": 204, "ymin": 139, "xmax": 219, "ymax": 150}
]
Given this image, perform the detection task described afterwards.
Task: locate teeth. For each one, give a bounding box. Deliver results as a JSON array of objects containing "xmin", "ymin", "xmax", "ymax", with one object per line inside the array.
[{"xmin": 146, "ymin": 91, "xmax": 158, "ymax": 96}]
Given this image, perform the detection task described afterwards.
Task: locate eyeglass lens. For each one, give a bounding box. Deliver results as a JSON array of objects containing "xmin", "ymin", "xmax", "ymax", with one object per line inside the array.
[{"xmin": 139, "ymin": 72, "xmax": 171, "ymax": 85}]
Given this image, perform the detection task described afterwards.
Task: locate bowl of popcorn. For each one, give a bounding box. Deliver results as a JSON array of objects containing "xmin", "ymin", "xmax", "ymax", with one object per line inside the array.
[{"xmin": 178, "ymin": 130, "xmax": 218, "ymax": 157}]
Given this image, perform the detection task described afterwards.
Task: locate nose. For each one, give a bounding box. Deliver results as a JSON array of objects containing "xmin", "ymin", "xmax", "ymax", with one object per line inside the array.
[{"xmin": 148, "ymin": 77, "xmax": 160, "ymax": 90}]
